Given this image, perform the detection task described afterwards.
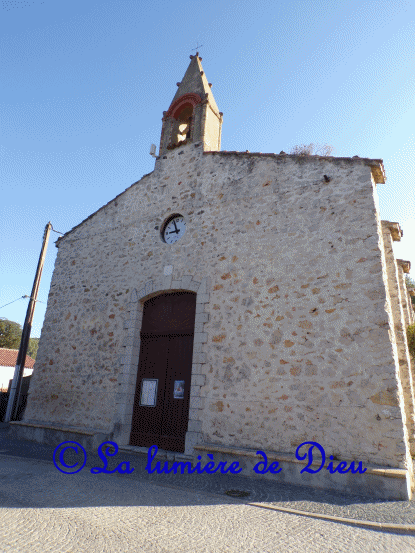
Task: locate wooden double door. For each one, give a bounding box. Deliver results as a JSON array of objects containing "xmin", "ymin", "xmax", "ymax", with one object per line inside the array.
[{"xmin": 129, "ymin": 292, "xmax": 196, "ymax": 453}]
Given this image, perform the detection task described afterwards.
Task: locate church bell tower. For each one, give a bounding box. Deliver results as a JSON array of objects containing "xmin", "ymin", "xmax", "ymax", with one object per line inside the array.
[{"xmin": 159, "ymin": 54, "xmax": 223, "ymax": 156}]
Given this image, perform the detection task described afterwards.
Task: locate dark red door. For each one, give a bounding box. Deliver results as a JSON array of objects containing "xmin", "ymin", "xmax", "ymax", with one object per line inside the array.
[{"xmin": 129, "ymin": 292, "xmax": 196, "ymax": 453}]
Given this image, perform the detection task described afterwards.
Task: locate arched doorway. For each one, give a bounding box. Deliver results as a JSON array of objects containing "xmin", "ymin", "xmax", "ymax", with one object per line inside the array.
[{"xmin": 129, "ymin": 291, "xmax": 197, "ymax": 452}]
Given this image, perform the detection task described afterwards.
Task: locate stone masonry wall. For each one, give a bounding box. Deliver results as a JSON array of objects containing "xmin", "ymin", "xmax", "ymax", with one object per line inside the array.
[
  {"xmin": 203, "ymin": 104, "xmax": 221, "ymax": 151},
  {"xmin": 397, "ymin": 259, "xmax": 415, "ymax": 327},
  {"xmin": 25, "ymin": 143, "xmax": 409, "ymax": 468},
  {"xmin": 379, "ymin": 223, "xmax": 414, "ymax": 473}
]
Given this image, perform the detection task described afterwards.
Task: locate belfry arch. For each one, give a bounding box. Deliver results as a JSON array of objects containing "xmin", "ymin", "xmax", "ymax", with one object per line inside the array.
[
  {"xmin": 161, "ymin": 93, "xmax": 202, "ymax": 151},
  {"xmin": 171, "ymin": 104, "xmax": 193, "ymax": 145}
]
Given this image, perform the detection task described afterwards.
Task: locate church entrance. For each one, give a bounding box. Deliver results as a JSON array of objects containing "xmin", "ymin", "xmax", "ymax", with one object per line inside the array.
[{"xmin": 129, "ymin": 291, "xmax": 197, "ymax": 453}]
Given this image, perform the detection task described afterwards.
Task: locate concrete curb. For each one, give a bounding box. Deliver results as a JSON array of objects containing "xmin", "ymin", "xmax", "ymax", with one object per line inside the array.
[
  {"xmin": 247, "ymin": 502, "xmax": 415, "ymax": 535},
  {"xmin": 124, "ymin": 476, "xmax": 415, "ymax": 535}
]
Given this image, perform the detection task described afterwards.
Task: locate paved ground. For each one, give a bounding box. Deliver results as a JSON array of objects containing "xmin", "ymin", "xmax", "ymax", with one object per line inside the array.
[{"xmin": 1, "ymin": 424, "xmax": 415, "ymax": 552}]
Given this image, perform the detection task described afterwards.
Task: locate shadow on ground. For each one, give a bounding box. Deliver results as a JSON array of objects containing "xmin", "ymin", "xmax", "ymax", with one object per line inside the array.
[{"xmin": 1, "ymin": 423, "xmax": 414, "ymax": 529}]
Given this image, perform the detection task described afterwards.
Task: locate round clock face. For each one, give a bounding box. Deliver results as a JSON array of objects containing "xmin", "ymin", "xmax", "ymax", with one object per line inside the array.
[{"xmin": 163, "ymin": 216, "xmax": 186, "ymax": 244}]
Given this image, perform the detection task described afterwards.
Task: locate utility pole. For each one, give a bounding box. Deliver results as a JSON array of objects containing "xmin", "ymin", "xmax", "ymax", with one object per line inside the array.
[{"xmin": 4, "ymin": 222, "xmax": 52, "ymax": 422}]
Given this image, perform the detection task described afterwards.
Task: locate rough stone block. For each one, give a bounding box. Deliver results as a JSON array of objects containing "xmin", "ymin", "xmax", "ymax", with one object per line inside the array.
[
  {"xmin": 191, "ymin": 363, "xmax": 203, "ymax": 374},
  {"xmin": 189, "ymin": 396, "xmax": 205, "ymax": 409},
  {"xmin": 181, "ymin": 275, "xmax": 193, "ymax": 288},
  {"xmin": 195, "ymin": 312, "xmax": 209, "ymax": 323},
  {"xmin": 188, "ymin": 280, "xmax": 201, "ymax": 292},
  {"xmin": 187, "ymin": 419, "xmax": 203, "ymax": 432},
  {"xmin": 184, "ymin": 430, "xmax": 202, "ymax": 455},
  {"xmin": 162, "ymin": 274, "xmax": 172, "ymax": 289},
  {"xmin": 190, "ymin": 385, "xmax": 201, "ymax": 397},
  {"xmin": 191, "ymin": 376, "xmax": 206, "ymax": 389},
  {"xmin": 188, "ymin": 408, "xmax": 201, "ymax": 420}
]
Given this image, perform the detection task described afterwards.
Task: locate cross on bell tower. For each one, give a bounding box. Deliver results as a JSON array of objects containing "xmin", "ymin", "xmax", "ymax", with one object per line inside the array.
[{"xmin": 159, "ymin": 54, "xmax": 223, "ymax": 156}]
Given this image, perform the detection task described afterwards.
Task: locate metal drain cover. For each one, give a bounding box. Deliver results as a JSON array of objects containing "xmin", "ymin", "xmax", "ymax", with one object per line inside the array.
[{"xmin": 224, "ymin": 489, "xmax": 251, "ymax": 498}]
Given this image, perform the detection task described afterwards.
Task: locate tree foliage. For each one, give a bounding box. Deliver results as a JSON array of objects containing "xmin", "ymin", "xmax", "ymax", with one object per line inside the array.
[
  {"xmin": 289, "ymin": 143, "xmax": 334, "ymax": 157},
  {"xmin": 27, "ymin": 337, "xmax": 39, "ymax": 360},
  {"xmin": 0, "ymin": 318, "xmax": 39, "ymax": 360},
  {"xmin": 405, "ymin": 275, "xmax": 415, "ymax": 307},
  {"xmin": 0, "ymin": 318, "xmax": 22, "ymax": 349}
]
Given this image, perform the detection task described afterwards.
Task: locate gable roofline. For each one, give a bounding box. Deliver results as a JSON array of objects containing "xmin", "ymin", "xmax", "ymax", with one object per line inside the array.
[
  {"xmin": 55, "ymin": 170, "xmax": 154, "ymax": 246},
  {"xmin": 56, "ymin": 151, "xmax": 385, "ymax": 246}
]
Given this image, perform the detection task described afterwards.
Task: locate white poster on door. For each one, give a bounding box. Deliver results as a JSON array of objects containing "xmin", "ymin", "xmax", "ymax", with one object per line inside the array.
[{"xmin": 140, "ymin": 379, "xmax": 158, "ymax": 406}]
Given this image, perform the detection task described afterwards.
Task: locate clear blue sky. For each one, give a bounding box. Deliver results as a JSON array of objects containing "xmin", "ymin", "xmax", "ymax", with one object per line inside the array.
[{"xmin": 1, "ymin": 0, "xmax": 414, "ymax": 339}]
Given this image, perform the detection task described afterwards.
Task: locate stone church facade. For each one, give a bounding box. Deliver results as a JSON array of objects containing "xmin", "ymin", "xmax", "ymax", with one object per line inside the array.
[{"xmin": 10, "ymin": 54, "xmax": 415, "ymax": 500}]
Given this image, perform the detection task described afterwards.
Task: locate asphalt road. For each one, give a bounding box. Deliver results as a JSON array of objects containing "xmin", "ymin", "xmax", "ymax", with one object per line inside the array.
[{"xmin": 1, "ymin": 444, "xmax": 415, "ymax": 552}]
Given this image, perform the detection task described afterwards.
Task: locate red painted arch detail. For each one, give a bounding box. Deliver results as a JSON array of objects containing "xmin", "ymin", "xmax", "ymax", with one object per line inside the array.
[{"xmin": 166, "ymin": 93, "xmax": 202, "ymax": 119}]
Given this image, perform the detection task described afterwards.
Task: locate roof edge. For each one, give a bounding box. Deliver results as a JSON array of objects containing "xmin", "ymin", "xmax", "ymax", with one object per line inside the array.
[
  {"xmin": 56, "ymin": 152, "xmax": 387, "ymax": 246},
  {"xmin": 204, "ymin": 151, "xmax": 386, "ymax": 184},
  {"xmin": 56, "ymin": 170, "xmax": 155, "ymax": 246}
]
